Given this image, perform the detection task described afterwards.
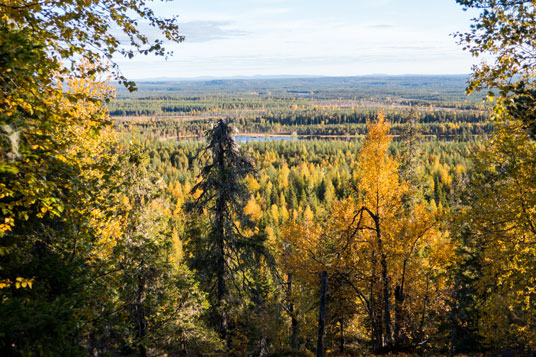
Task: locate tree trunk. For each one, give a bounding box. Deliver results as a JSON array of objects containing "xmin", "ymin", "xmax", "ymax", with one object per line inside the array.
[
  {"xmin": 291, "ymin": 313, "xmax": 299, "ymax": 350},
  {"xmin": 317, "ymin": 270, "xmax": 328, "ymax": 357},
  {"xmin": 381, "ymin": 252, "xmax": 391, "ymax": 348},
  {"xmin": 375, "ymin": 215, "xmax": 392, "ymax": 349},
  {"xmin": 215, "ymin": 138, "xmax": 228, "ymax": 346},
  {"xmin": 135, "ymin": 275, "xmax": 147, "ymax": 357},
  {"xmin": 450, "ymin": 311, "xmax": 456, "ymax": 357},
  {"xmin": 417, "ymin": 278, "xmax": 430, "ymax": 341},
  {"xmin": 339, "ymin": 319, "xmax": 345, "ymax": 353},
  {"xmin": 450, "ymin": 278, "xmax": 459, "ymax": 357},
  {"xmin": 394, "ymin": 284, "xmax": 404, "ymax": 347},
  {"xmin": 216, "ymin": 219, "xmax": 228, "ymax": 347},
  {"xmin": 394, "ymin": 256, "xmax": 410, "ymax": 348},
  {"xmin": 370, "ymin": 250, "xmax": 383, "ymax": 352},
  {"xmin": 216, "ymin": 193, "xmax": 228, "ymax": 347},
  {"xmin": 288, "ymin": 275, "xmax": 299, "ymax": 350}
]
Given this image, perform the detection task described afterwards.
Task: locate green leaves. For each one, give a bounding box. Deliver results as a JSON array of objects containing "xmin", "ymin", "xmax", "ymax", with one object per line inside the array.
[
  {"xmin": 456, "ymin": 3, "xmax": 536, "ymax": 344},
  {"xmin": 462, "ymin": 117, "xmax": 536, "ymax": 349},
  {"xmin": 0, "ymin": 0, "xmax": 184, "ymax": 83},
  {"xmin": 0, "ymin": 0, "xmax": 192, "ymax": 354},
  {"xmin": 455, "ymin": 0, "xmax": 536, "ymax": 95}
]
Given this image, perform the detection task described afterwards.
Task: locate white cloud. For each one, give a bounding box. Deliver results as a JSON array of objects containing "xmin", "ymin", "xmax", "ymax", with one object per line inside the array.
[
  {"xmin": 115, "ymin": 0, "xmax": 478, "ymax": 78},
  {"xmin": 180, "ymin": 21, "xmax": 247, "ymax": 42}
]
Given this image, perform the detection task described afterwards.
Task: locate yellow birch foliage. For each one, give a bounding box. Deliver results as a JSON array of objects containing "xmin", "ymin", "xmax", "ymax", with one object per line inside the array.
[
  {"xmin": 0, "ymin": 61, "xmax": 124, "ymax": 291},
  {"xmin": 244, "ymin": 196, "xmax": 263, "ymax": 221},
  {"xmin": 279, "ymin": 115, "xmax": 454, "ymax": 348},
  {"xmin": 59, "ymin": 65, "xmax": 124, "ymax": 262},
  {"xmin": 466, "ymin": 113, "xmax": 536, "ymax": 349},
  {"xmin": 350, "ymin": 115, "xmax": 453, "ymax": 346}
]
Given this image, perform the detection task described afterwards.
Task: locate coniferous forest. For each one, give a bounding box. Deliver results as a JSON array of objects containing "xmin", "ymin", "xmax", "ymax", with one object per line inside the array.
[{"xmin": 2, "ymin": 0, "xmax": 536, "ymax": 356}]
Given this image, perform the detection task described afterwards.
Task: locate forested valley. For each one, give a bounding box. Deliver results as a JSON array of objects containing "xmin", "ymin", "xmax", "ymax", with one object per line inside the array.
[{"xmin": 2, "ymin": 0, "xmax": 536, "ymax": 356}]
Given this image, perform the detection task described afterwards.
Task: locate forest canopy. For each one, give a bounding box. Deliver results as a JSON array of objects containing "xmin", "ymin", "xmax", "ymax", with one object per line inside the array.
[{"xmin": 1, "ymin": 0, "xmax": 536, "ymax": 356}]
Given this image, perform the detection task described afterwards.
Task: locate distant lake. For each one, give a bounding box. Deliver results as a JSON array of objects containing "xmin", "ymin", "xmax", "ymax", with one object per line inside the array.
[
  {"xmin": 176, "ymin": 134, "xmax": 461, "ymax": 144},
  {"xmin": 234, "ymin": 135, "xmax": 296, "ymax": 143}
]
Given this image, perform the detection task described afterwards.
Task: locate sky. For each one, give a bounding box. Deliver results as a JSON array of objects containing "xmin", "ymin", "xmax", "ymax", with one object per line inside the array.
[{"xmin": 115, "ymin": 0, "xmax": 481, "ymax": 79}]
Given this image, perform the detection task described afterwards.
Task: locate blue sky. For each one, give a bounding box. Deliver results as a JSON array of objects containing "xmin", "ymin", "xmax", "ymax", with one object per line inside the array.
[{"xmin": 116, "ymin": 0, "xmax": 481, "ymax": 79}]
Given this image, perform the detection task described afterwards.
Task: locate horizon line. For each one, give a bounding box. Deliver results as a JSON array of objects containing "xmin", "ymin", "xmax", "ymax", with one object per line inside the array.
[{"xmin": 124, "ymin": 73, "xmax": 472, "ymax": 83}]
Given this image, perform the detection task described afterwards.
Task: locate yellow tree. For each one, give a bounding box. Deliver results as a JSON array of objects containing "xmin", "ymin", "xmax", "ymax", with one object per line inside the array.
[
  {"xmin": 0, "ymin": 63, "xmax": 126, "ymax": 354},
  {"xmin": 278, "ymin": 116, "xmax": 453, "ymax": 353},
  {"xmin": 463, "ymin": 108, "xmax": 536, "ymax": 350},
  {"xmin": 278, "ymin": 203, "xmax": 365, "ymax": 354},
  {"xmin": 340, "ymin": 115, "xmax": 453, "ymax": 351},
  {"xmin": 455, "ymin": 1, "xmax": 536, "ymax": 350},
  {"xmin": 279, "ymin": 212, "xmax": 337, "ymax": 355}
]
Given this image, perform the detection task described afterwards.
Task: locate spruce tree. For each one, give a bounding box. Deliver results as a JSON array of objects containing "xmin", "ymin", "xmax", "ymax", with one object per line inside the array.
[{"xmin": 187, "ymin": 119, "xmax": 260, "ymax": 347}]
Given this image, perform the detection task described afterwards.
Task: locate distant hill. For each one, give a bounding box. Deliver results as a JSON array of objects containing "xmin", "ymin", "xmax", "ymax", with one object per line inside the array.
[{"xmin": 115, "ymin": 74, "xmax": 478, "ymax": 101}]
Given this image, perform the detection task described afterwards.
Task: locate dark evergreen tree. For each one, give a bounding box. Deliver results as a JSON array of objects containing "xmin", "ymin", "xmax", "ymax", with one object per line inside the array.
[{"xmin": 186, "ymin": 119, "xmax": 262, "ymax": 348}]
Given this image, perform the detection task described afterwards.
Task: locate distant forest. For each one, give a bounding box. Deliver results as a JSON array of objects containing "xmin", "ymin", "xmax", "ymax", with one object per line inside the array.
[{"xmin": 110, "ymin": 75, "xmax": 491, "ymax": 140}]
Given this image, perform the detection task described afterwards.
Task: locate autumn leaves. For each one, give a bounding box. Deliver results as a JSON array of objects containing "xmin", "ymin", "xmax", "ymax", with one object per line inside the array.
[{"xmin": 280, "ymin": 114, "xmax": 452, "ymax": 353}]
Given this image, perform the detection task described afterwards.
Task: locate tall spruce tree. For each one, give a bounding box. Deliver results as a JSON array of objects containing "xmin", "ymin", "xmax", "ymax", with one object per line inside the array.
[{"xmin": 187, "ymin": 119, "xmax": 260, "ymax": 347}]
